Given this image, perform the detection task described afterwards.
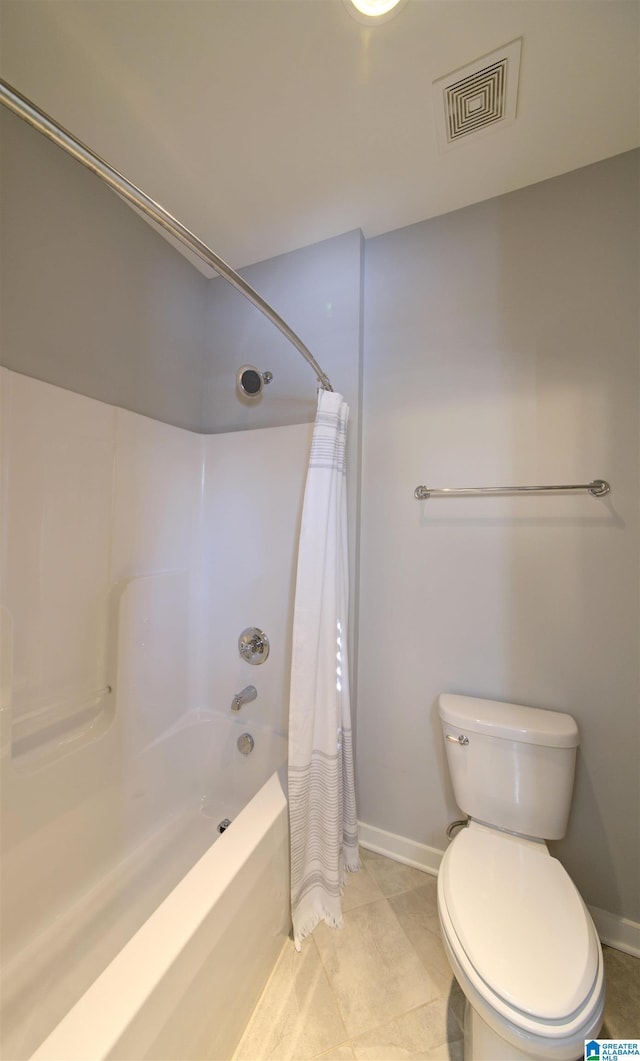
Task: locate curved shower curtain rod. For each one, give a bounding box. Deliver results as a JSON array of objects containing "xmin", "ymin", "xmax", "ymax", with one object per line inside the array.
[{"xmin": 0, "ymin": 78, "xmax": 334, "ymax": 393}]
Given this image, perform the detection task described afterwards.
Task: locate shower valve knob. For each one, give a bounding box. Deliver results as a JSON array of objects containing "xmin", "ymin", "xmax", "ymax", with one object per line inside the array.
[{"xmin": 238, "ymin": 627, "xmax": 270, "ymax": 665}]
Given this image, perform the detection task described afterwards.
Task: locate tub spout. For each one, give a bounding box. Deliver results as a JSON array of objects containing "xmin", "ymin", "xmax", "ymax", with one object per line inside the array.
[{"xmin": 231, "ymin": 685, "xmax": 257, "ymax": 712}]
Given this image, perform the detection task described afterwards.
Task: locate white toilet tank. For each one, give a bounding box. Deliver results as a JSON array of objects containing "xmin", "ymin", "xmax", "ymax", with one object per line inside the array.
[{"xmin": 439, "ymin": 694, "xmax": 580, "ymax": 840}]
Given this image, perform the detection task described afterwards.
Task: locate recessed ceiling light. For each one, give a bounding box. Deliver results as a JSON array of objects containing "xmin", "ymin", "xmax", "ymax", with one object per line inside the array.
[{"xmin": 344, "ymin": 0, "xmax": 407, "ymax": 25}]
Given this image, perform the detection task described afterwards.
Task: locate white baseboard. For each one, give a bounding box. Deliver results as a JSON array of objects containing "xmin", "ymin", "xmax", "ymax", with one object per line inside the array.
[
  {"xmin": 358, "ymin": 820, "xmax": 442, "ymax": 877},
  {"xmin": 588, "ymin": 905, "xmax": 640, "ymax": 958},
  {"xmin": 357, "ymin": 820, "xmax": 640, "ymax": 958}
]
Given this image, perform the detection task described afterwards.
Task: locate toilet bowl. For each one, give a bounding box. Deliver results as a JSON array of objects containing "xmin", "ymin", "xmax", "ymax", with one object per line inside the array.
[
  {"xmin": 436, "ymin": 694, "xmax": 605, "ymax": 1060},
  {"xmin": 438, "ymin": 822, "xmax": 605, "ymax": 1060}
]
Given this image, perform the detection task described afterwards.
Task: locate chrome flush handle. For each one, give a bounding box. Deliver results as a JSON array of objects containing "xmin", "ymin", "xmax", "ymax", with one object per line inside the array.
[{"xmin": 446, "ymin": 733, "xmax": 469, "ymax": 746}]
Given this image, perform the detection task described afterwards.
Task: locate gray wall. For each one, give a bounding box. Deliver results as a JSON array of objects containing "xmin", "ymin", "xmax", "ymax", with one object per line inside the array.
[
  {"xmin": 202, "ymin": 228, "xmax": 363, "ymax": 433},
  {"xmin": 357, "ymin": 150, "xmax": 640, "ymax": 923},
  {"xmin": 1, "ymin": 109, "xmax": 207, "ymax": 432},
  {"xmin": 1, "ymin": 109, "xmax": 355, "ymax": 436},
  {"xmin": 3, "ymin": 101, "xmax": 638, "ymax": 925}
]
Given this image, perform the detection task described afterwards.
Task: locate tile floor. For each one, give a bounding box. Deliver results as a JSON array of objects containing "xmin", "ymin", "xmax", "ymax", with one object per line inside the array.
[{"xmin": 233, "ymin": 849, "xmax": 640, "ymax": 1061}]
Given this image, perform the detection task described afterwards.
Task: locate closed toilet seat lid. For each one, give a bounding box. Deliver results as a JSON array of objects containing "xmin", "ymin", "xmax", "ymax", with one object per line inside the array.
[{"xmin": 441, "ymin": 825, "xmax": 599, "ymax": 1023}]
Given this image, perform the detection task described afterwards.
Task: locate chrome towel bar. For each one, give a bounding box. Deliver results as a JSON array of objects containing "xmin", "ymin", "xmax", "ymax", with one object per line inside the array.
[{"xmin": 414, "ymin": 480, "xmax": 610, "ymax": 500}]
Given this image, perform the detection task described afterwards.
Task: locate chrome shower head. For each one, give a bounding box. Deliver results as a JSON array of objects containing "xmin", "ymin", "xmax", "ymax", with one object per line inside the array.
[{"xmin": 236, "ymin": 365, "xmax": 273, "ymax": 400}]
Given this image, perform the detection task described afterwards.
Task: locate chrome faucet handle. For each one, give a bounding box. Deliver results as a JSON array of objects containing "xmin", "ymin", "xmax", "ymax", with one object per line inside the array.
[
  {"xmin": 231, "ymin": 685, "xmax": 258, "ymax": 712},
  {"xmin": 240, "ymin": 635, "xmax": 262, "ymax": 659},
  {"xmin": 238, "ymin": 627, "xmax": 270, "ymax": 665}
]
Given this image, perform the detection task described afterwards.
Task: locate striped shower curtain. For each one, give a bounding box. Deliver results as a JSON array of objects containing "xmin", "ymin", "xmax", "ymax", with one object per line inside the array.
[{"xmin": 288, "ymin": 389, "xmax": 360, "ymax": 950}]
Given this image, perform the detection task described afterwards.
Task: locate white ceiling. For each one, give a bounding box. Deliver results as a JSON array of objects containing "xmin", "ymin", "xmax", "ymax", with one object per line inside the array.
[{"xmin": 1, "ymin": 0, "xmax": 639, "ymax": 271}]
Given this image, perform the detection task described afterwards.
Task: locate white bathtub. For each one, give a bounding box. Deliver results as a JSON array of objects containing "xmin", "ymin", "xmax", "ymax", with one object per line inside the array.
[{"xmin": 1, "ymin": 713, "xmax": 290, "ymax": 1060}]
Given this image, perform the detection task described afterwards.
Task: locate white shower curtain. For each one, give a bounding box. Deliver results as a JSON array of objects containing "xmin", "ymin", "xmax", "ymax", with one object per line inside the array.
[{"xmin": 288, "ymin": 389, "xmax": 360, "ymax": 950}]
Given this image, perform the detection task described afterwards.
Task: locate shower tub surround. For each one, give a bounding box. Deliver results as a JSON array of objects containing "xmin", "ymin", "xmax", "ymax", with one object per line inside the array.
[
  {"xmin": 4, "ymin": 716, "xmax": 289, "ymax": 1060},
  {"xmin": 0, "ymin": 369, "xmax": 311, "ymax": 1059},
  {"xmin": 29, "ymin": 766, "xmax": 290, "ymax": 1061}
]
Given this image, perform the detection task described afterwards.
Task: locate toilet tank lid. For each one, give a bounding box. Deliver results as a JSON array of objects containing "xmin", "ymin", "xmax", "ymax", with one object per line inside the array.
[{"xmin": 438, "ymin": 694, "xmax": 579, "ymax": 748}]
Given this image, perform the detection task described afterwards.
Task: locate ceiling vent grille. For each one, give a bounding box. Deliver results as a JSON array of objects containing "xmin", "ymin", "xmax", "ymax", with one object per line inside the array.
[{"xmin": 434, "ymin": 39, "xmax": 522, "ymax": 151}]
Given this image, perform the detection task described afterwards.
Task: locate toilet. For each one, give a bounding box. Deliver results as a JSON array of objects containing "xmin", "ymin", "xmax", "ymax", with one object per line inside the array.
[{"xmin": 437, "ymin": 694, "xmax": 605, "ymax": 1061}]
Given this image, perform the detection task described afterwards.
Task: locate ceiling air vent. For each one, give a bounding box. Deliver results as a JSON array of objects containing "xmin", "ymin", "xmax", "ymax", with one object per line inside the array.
[{"xmin": 433, "ymin": 38, "xmax": 522, "ymax": 151}]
